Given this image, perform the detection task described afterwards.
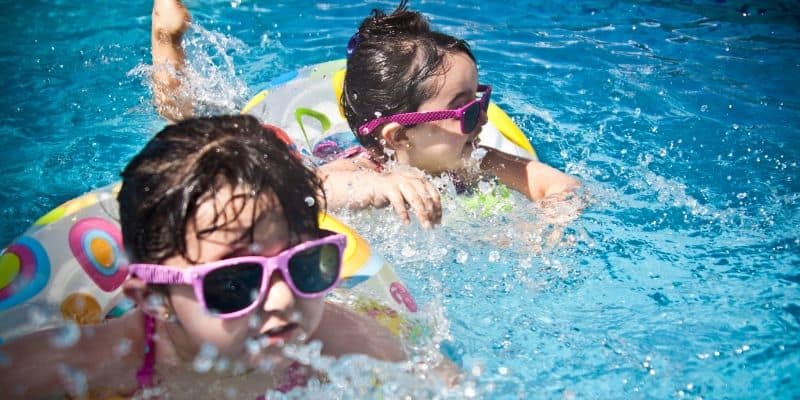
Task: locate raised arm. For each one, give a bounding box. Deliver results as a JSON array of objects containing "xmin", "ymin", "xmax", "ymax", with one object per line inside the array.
[
  {"xmin": 151, "ymin": 0, "xmax": 193, "ymax": 121},
  {"xmin": 479, "ymin": 146, "xmax": 580, "ymax": 200}
]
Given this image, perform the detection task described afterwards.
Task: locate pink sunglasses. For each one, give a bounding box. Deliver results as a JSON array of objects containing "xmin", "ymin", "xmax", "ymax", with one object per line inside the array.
[
  {"xmin": 128, "ymin": 232, "xmax": 346, "ymax": 319},
  {"xmin": 358, "ymin": 84, "xmax": 492, "ymax": 136}
]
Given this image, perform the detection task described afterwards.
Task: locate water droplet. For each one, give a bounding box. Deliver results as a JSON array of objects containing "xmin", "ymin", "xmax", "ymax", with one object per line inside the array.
[
  {"xmin": 478, "ymin": 180, "xmax": 493, "ymax": 194},
  {"xmin": 488, "ymin": 251, "xmax": 500, "ymax": 262},
  {"xmin": 700, "ymin": 104, "xmax": 708, "ymax": 112},
  {"xmin": 114, "ymin": 338, "xmax": 132, "ymax": 356},
  {"xmin": 736, "ymin": 192, "xmax": 748, "ymax": 199},
  {"xmin": 57, "ymin": 364, "xmax": 88, "ymax": 396},
  {"xmin": 401, "ymin": 245, "xmax": 416, "ymax": 258},
  {"xmin": 246, "ymin": 338, "xmax": 260, "ymax": 355},
  {"xmin": 373, "ymin": 111, "xmax": 382, "ymax": 118},
  {"xmin": 193, "ymin": 343, "xmax": 219, "ymax": 373},
  {"xmin": 456, "ymin": 250, "xmax": 469, "ymax": 264},
  {"xmin": 304, "ymin": 196, "xmax": 315, "ymax": 207},
  {"xmin": 290, "ymin": 311, "xmax": 302, "ymax": 323},
  {"xmin": 50, "ymin": 321, "xmax": 80, "ymax": 348},
  {"xmin": 498, "ymin": 366, "xmax": 509, "ymax": 375},
  {"xmin": 471, "ymin": 147, "xmax": 488, "ymax": 161},
  {"xmin": 214, "ymin": 357, "xmax": 230, "ymax": 373},
  {"xmin": 248, "ymin": 314, "xmax": 263, "ymax": 329},
  {"xmin": 471, "ymin": 364, "xmax": 484, "ymax": 377}
]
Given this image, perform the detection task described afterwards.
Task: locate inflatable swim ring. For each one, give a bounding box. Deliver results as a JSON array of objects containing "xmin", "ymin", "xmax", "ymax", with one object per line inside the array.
[
  {"xmin": 242, "ymin": 59, "xmax": 538, "ymax": 162},
  {"xmin": 0, "ymin": 184, "xmax": 422, "ymax": 343}
]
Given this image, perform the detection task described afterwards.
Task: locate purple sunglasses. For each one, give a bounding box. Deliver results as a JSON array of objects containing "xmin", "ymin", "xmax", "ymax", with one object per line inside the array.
[
  {"xmin": 358, "ymin": 84, "xmax": 492, "ymax": 136},
  {"xmin": 128, "ymin": 232, "xmax": 346, "ymax": 319}
]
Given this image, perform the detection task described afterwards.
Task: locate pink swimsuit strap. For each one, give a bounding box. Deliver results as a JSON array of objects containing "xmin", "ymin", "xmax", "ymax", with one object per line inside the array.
[
  {"xmin": 338, "ymin": 145, "xmax": 384, "ymax": 172},
  {"xmin": 136, "ymin": 313, "xmax": 157, "ymax": 389},
  {"xmin": 135, "ymin": 313, "xmax": 307, "ymax": 396}
]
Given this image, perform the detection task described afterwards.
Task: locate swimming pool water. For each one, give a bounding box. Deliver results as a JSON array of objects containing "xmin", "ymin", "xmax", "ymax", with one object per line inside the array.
[{"xmin": 1, "ymin": 1, "xmax": 798, "ymax": 398}]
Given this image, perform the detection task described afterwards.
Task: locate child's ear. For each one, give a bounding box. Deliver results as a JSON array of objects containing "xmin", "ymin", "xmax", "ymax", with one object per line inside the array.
[
  {"xmin": 123, "ymin": 277, "xmax": 173, "ymax": 322},
  {"xmin": 379, "ymin": 122, "xmax": 409, "ymax": 150}
]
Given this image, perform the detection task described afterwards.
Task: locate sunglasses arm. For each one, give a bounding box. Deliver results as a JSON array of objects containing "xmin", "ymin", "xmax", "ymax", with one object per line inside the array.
[{"xmin": 128, "ymin": 264, "xmax": 195, "ymax": 285}]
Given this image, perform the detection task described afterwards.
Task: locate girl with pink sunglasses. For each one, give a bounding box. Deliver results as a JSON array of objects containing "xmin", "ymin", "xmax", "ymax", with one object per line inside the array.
[
  {"xmin": 329, "ymin": 1, "xmax": 579, "ymax": 209},
  {"xmin": 0, "ymin": 115, "xmax": 405, "ymax": 398}
]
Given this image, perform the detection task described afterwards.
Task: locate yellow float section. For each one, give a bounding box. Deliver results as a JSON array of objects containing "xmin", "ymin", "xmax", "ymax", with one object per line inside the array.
[
  {"xmin": 318, "ymin": 212, "xmax": 369, "ymax": 280},
  {"xmin": 241, "ymin": 60, "xmax": 536, "ymax": 159}
]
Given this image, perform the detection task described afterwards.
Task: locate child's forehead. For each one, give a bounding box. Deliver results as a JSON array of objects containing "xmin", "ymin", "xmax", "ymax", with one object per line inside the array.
[{"xmin": 192, "ymin": 186, "xmax": 285, "ymax": 239}]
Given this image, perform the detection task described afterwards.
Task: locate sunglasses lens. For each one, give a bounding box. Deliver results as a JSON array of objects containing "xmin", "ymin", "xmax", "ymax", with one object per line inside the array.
[
  {"xmin": 203, "ymin": 262, "xmax": 263, "ymax": 314},
  {"xmin": 288, "ymin": 243, "xmax": 341, "ymax": 294},
  {"xmin": 462, "ymin": 102, "xmax": 481, "ymax": 133}
]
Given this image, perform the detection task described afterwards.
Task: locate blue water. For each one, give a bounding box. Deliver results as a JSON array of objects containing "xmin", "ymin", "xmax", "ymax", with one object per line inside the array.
[{"xmin": 1, "ymin": 1, "xmax": 799, "ymax": 398}]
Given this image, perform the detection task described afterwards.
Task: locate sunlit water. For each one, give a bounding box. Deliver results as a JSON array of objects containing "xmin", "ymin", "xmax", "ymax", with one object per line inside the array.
[{"xmin": 1, "ymin": 1, "xmax": 799, "ymax": 398}]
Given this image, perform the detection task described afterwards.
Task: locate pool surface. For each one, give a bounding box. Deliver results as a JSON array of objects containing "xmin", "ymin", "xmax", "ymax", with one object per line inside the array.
[{"xmin": 1, "ymin": 1, "xmax": 799, "ymax": 398}]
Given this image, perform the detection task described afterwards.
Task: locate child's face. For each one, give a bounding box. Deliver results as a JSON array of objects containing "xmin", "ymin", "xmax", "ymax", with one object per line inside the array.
[
  {"xmin": 399, "ymin": 52, "xmax": 487, "ymax": 174},
  {"xmin": 161, "ymin": 185, "xmax": 325, "ymax": 363}
]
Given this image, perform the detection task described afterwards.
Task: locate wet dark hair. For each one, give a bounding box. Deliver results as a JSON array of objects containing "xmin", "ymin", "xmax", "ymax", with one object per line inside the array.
[
  {"xmin": 342, "ymin": 0, "xmax": 475, "ymax": 158},
  {"xmin": 119, "ymin": 115, "xmax": 323, "ymax": 264}
]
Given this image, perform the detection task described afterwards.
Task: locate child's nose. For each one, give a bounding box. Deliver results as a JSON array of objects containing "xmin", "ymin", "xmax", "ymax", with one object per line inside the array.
[{"xmin": 261, "ymin": 271, "xmax": 296, "ymax": 313}]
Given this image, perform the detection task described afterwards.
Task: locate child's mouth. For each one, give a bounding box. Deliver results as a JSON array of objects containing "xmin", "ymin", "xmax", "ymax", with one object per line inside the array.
[{"xmin": 261, "ymin": 323, "xmax": 299, "ymax": 345}]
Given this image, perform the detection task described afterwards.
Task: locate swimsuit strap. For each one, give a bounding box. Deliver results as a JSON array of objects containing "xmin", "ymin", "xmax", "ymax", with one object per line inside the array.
[
  {"xmin": 276, "ymin": 362, "xmax": 308, "ymax": 393},
  {"xmin": 338, "ymin": 145, "xmax": 384, "ymax": 172},
  {"xmin": 136, "ymin": 313, "xmax": 157, "ymax": 389}
]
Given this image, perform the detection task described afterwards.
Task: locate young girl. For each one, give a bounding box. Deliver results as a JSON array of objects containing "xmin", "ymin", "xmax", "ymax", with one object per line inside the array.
[
  {"xmin": 0, "ymin": 115, "xmax": 404, "ymax": 399},
  {"xmin": 335, "ymin": 1, "xmax": 579, "ymax": 202},
  {"xmin": 150, "ymin": 0, "xmax": 442, "ymax": 228}
]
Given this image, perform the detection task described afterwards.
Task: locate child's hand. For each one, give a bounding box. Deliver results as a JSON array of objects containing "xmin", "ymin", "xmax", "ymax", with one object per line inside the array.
[
  {"xmin": 370, "ymin": 167, "xmax": 442, "ymax": 228},
  {"xmin": 153, "ymin": 0, "xmax": 191, "ymax": 40},
  {"xmin": 525, "ymin": 160, "xmax": 580, "ymax": 200}
]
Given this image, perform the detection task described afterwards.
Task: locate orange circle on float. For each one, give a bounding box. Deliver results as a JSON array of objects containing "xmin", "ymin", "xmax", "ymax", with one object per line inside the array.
[
  {"xmin": 0, "ymin": 252, "xmax": 22, "ymax": 289},
  {"xmin": 60, "ymin": 293, "xmax": 102, "ymax": 325},
  {"xmin": 89, "ymin": 237, "xmax": 115, "ymax": 269}
]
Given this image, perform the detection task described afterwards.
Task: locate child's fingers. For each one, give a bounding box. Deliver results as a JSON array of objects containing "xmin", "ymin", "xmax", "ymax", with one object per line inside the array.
[
  {"xmin": 401, "ymin": 181, "xmax": 437, "ymax": 229},
  {"xmin": 423, "ymin": 181, "xmax": 442, "ymax": 224},
  {"xmin": 385, "ymin": 189, "xmax": 410, "ymax": 224}
]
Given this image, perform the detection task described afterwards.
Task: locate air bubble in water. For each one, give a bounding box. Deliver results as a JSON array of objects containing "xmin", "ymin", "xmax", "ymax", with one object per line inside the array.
[
  {"xmin": 304, "ymin": 196, "xmax": 315, "ymax": 207},
  {"xmin": 736, "ymin": 192, "xmax": 748, "ymax": 199},
  {"xmin": 700, "ymin": 104, "xmax": 708, "ymax": 112},
  {"xmin": 50, "ymin": 321, "xmax": 80, "ymax": 348}
]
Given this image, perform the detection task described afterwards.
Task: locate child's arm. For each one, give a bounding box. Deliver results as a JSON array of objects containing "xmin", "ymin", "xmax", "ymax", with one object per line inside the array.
[
  {"xmin": 0, "ymin": 313, "xmax": 143, "ymax": 399},
  {"xmin": 318, "ymin": 158, "xmax": 442, "ymax": 228},
  {"xmin": 314, "ymin": 302, "xmax": 406, "ymax": 362},
  {"xmin": 479, "ymin": 146, "xmax": 580, "ymax": 200},
  {"xmin": 151, "ymin": 0, "xmax": 193, "ymax": 121}
]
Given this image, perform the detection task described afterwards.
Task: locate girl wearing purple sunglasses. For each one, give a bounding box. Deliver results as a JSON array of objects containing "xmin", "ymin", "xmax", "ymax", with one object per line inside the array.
[
  {"xmin": 331, "ymin": 1, "xmax": 579, "ymax": 206},
  {"xmin": 0, "ymin": 116, "xmax": 404, "ymax": 399}
]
